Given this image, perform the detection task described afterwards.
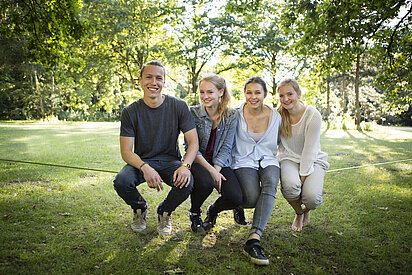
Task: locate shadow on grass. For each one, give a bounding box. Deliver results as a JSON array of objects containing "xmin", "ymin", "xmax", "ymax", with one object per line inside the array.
[{"xmin": 323, "ymin": 128, "xmax": 412, "ymax": 178}]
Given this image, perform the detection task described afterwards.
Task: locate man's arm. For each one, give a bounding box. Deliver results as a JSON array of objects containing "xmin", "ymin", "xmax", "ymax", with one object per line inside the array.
[
  {"xmin": 173, "ymin": 128, "xmax": 198, "ymax": 188},
  {"xmin": 120, "ymin": 136, "xmax": 163, "ymax": 191}
]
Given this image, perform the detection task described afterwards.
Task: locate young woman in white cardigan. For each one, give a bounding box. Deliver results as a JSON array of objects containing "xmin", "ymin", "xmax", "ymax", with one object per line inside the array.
[{"xmin": 277, "ymin": 78, "xmax": 329, "ymax": 232}]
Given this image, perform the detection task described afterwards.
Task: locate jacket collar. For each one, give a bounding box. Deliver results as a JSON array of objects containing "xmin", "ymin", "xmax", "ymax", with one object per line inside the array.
[{"xmin": 199, "ymin": 104, "xmax": 209, "ymax": 118}]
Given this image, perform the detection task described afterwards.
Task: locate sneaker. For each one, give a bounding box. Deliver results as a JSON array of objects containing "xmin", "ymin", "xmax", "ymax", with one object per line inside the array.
[
  {"xmin": 190, "ymin": 212, "xmax": 206, "ymax": 234},
  {"xmin": 203, "ymin": 204, "xmax": 218, "ymax": 231},
  {"xmin": 233, "ymin": 207, "xmax": 248, "ymax": 226},
  {"xmin": 243, "ymin": 242, "xmax": 269, "ymax": 266},
  {"xmin": 157, "ymin": 212, "xmax": 172, "ymax": 235},
  {"xmin": 131, "ymin": 209, "xmax": 147, "ymax": 232}
]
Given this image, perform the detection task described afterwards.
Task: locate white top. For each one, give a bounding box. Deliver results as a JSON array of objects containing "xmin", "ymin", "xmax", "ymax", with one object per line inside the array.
[
  {"xmin": 278, "ymin": 106, "xmax": 329, "ymax": 176},
  {"xmin": 248, "ymin": 131, "xmax": 265, "ymax": 142},
  {"xmin": 232, "ymin": 103, "xmax": 281, "ymax": 170}
]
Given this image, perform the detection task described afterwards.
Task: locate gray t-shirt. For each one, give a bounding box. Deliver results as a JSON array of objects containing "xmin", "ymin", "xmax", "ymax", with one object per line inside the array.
[{"xmin": 120, "ymin": 95, "xmax": 195, "ymax": 161}]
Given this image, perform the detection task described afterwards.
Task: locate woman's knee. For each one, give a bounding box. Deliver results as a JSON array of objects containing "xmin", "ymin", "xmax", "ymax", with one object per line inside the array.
[
  {"xmin": 280, "ymin": 179, "xmax": 301, "ymax": 201},
  {"xmin": 303, "ymin": 194, "xmax": 322, "ymax": 209},
  {"xmin": 227, "ymin": 191, "xmax": 243, "ymax": 208},
  {"xmin": 242, "ymin": 192, "xmax": 259, "ymax": 208},
  {"xmin": 193, "ymin": 178, "xmax": 213, "ymax": 194}
]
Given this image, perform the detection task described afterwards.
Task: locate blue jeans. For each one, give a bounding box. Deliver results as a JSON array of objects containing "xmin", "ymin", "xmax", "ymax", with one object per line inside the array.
[
  {"xmin": 113, "ymin": 160, "xmax": 194, "ymax": 214},
  {"xmin": 234, "ymin": 165, "xmax": 279, "ymax": 237}
]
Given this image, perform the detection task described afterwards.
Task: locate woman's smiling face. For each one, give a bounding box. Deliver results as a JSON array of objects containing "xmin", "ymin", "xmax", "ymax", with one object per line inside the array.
[
  {"xmin": 199, "ymin": 81, "xmax": 223, "ymax": 109},
  {"xmin": 244, "ymin": 82, "xmax": 266, "ymax": 109},
  {"xmin": 279, "ymin": 84, "xmax": 300, "ymax": 110}
]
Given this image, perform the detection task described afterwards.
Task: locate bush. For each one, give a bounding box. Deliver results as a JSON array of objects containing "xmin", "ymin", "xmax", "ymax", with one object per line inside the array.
[
  {"xmin": 360, "ymin": 121, "xmax": 377, "ymax": 131},
  {"xmin": 328, "ymin": 114, "xmax": 357, "ymax": 130},
  {"xmin": 328, "ymin": 114, "xmax": 376, "ymax": 131}
]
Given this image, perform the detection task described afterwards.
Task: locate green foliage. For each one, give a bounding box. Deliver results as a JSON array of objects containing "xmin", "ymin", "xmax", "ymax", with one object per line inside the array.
[
  {"xmin": 167, "ymin": 0, "xmax": 236, "ymax": 96},
  {"xmin": 223, "ymin": 0, "xmax": 292, "ymax": 96},
  {"xmin": 0, "ymin": 0, "xmax": 411, "ymax": 125},
  {"xmin": 0, "ymin": 0, "xmax": 89, "ymax": 66},
  {"xmin": 328, "ymin": 113, "xmax": 378, "ymax": 131},
  {"xmin": 372, "ymin": 23, "xmax": 412, "ymax": 109},
  {"xmin": 285, "ymin": 0, "xmax": 410, "ymax": 125}
]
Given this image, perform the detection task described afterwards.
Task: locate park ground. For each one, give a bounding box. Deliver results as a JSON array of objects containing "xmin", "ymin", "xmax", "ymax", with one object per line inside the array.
[{"xmin": 0, "ymin": 121, "xmax": 411, "ymax": 274}]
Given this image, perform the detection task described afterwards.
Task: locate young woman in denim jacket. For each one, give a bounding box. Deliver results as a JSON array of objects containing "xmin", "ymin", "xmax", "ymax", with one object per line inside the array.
[{"xmin": 187, "ymin": 74, "xmax": 242, "ymax": 234}]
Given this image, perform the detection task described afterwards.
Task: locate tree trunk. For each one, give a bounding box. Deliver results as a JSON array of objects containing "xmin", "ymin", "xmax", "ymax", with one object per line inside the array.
[
  {"xmin": 34, "ymin": 70, "xmax": 45, "ymax": 119},
  {"xmin": 354, "ymin": 54, "xmax": 361, "ymax": 126},
  {"xmin": 326, "ymin": 76, "xmax": 330, "ymax": 121},
  {"xmin": 341, "ymin": 72, "xmax": 347, "ymax": 114},
  {"xmin": 50, "ymin": 73, "xmax": 55, "ymax": 117},
  {"xmin": 272, "ymin": 74, "xmax": 277, "ymax": 108},
  {"xmin": 190, "ymin": 52, "xmax": 199, "ymax": 96},
  {"xmin": 270, "ymin": 55, "xmax": 277, "ymax": 107}
]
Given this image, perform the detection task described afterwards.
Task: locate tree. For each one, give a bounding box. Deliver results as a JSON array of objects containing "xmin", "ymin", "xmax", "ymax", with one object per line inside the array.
[
  {"xmin": 372, "ymin": 4, "xmax": 411, "ymax": 125},
  {"xmin": 54, "ymin": 0, "xmax": 181, "ymax": 119},
  {"xmin": 1, "ymin": 0, "xmax": 88, "ymax": 66},
  {"xmin": 285, "ymin": 0, "xmax": 409, "ymax": 126},
  {"xmin": 167, "ymin": 1, "xmax": 235, "ymax": 102},
  {"xmin": 225, "ymin": 0, "xmax": 291, "ymax": 105},
  {"xmin": 0, "ymin": 0, "xmax": 89, "ymax": 119}
]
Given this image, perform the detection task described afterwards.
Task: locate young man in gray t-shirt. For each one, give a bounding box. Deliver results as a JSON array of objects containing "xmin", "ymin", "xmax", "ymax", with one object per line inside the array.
[{"xmin": 114, "ymin": 60, "xmax": 198, "ymax": 235}]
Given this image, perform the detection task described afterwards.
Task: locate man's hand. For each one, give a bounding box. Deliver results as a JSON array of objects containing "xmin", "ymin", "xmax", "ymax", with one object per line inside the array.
[
  {"xmin": 141, "ymin": 164, "xmax": 164, "ymax": 191},
  {"xmin": 173, "ymin": 165, "xmax": 191, "ymax": 189}
]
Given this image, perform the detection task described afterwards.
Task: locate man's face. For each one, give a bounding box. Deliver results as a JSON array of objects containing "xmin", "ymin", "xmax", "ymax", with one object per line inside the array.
[{"xmin": 139, "ymin": 65, "xmax": 165, "ymax": 99}]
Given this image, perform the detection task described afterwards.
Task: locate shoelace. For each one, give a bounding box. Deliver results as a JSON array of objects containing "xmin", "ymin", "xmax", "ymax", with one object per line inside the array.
[{"xmin": 252, "ymin": 247, "xmax": 266, "ymax": 257}]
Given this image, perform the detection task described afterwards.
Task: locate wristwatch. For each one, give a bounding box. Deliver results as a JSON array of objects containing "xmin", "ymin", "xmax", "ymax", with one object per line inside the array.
[{"xmin": 181, "ymin": 163, "xmax": 191, "ymax": 169}]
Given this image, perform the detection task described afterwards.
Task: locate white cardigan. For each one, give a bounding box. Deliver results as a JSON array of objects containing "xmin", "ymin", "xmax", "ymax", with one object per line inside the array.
[
  {"xmin": 278, "ymin": 106, "xmax": 329, "ymax": 176},
  {"xmin": 232, "ymin": 103, "xmax": 281, "ymax": 170}
]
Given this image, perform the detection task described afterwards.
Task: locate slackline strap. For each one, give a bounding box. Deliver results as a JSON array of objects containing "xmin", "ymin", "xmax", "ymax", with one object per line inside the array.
[{"xmin": 0, "ymin": 158, "xmax": 411, "ymax": 174}]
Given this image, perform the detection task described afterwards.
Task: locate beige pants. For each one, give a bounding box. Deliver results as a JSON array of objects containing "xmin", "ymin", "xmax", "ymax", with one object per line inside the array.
[{"xmin": 280, "ymin": 160, "xmax": 326, "ymax": 210}]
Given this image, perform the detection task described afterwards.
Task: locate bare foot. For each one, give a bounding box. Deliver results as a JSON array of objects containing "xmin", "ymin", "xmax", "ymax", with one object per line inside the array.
[
  {"xmin": 303, "ymin": 210, "xmax": 310, "ymax": 227},
  {"xmin": 291, "ymin": 213, "xmax": 304, "ymax": 232}
]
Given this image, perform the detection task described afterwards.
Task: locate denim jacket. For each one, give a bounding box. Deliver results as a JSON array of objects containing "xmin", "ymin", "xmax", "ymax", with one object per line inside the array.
[{"xmin": 186, "ymin": 104, "xmax": 238, "ymax": 168}]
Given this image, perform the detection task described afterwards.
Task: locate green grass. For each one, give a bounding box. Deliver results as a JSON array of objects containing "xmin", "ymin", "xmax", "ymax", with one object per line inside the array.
[{"xmin": 0, "ymin": 121, "xmax": 411, "ymax": 274}]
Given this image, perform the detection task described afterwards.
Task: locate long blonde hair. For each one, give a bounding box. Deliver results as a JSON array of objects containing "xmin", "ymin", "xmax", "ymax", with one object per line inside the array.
[
  {"xmin": 199, "ymin": 74, "xmax": 231, "ymax": 124},
  {"xmin": 277, "ymin": 78, "xmax": 302, "ymax": 138}
]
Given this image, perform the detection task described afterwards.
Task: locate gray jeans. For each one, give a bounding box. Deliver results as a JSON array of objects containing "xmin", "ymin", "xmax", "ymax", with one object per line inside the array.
[{"xmin": 234, "ymin": 165, "xmax": 280, "ymax": 237}]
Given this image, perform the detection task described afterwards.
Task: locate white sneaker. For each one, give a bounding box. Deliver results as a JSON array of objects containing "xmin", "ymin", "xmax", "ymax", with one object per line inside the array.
[
  {"xmin": 157, "ymin": 212, "xmax": 172, "ymax": 235},
  {"xmin": 131, "ymin": 209, "xmax": 146, "ymax": 232}
]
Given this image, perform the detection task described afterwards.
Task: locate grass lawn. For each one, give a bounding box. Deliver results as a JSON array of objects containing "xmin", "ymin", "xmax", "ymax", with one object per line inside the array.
[{"xmin": 0, "ymin": 121, "xmax": 411, "ymax": 274}]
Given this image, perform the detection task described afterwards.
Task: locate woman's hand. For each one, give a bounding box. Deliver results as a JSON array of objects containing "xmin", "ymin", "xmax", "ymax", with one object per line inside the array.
[
  {"xmin": 300, "ymin": 175, "xmax": 307, "ymax": 185},
  {"xmin": 209, "ymin": 168, "xmax": 226, "ymax": 193}
]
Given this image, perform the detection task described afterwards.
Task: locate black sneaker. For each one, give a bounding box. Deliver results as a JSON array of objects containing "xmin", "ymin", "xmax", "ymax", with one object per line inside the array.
[
  {"xmin": 233, "ymin": 207, "xmax": 248, "ymax": 226},
  {"xmin": 203, "ymin": 204, "xmax": 218, "ymax": 231},
  {"xmin": 243, "ymin": 242, "xmax": 269, "ymax": 265},
  {"xmin": 189, "ymin": 212, "xmax": 206, "ymax": 234}
]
